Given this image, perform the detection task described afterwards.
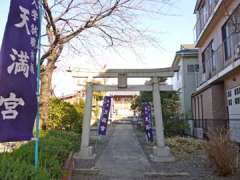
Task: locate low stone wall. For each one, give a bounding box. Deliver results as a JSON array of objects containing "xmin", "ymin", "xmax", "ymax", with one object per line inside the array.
[
  {"xmin": 0, "ymin": 142, "xmax": 16, "ymax": 152},
  {"xmin": 0, "ymin": 141, "xmax": 27, "ymax": 153}
]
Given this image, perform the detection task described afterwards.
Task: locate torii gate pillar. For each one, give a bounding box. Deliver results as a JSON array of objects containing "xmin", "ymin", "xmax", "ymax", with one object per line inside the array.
[
  {"xmin": 75, "ymin": 82, "xmax": 95, "ymax": 159},
  {"xmin": 151, "ymin": 77, "xmax": 175, "ymax": 162}
]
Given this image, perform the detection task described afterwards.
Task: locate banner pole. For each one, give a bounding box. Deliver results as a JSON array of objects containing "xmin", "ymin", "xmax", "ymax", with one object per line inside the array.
[{"xmin": 35, "ymin": 0, "xmax": 43, "ymax": 169}]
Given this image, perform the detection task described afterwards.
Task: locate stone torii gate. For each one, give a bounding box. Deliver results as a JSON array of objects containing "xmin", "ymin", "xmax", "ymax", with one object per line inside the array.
[{"xmin": 74, "ymin": 67, "xmax": 176, "ymax": 162}]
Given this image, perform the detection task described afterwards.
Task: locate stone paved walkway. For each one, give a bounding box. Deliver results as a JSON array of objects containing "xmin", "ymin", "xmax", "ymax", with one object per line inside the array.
[{"xmin": 95, "ymin": 122, "xmax": 152, "ymax": 179}]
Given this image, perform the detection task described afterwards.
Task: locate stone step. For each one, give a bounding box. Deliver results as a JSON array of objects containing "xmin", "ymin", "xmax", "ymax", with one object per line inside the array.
[
  {"xmin": 144, "ymin": 171, "xmax": 190, "ymax": 177},
  {"xmin": 73, "ymin": 167, "xmax": 100, "ymax": 176}
]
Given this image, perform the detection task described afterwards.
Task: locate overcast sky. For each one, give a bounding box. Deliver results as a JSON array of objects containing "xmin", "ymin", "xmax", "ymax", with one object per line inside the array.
[{"xmin": 0, "ymin": 1, "xmax": 197, "ymax": 96}]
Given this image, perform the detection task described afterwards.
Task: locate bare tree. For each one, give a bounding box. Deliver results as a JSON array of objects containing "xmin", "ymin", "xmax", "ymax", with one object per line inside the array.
[{"xmin": 40, "ymin": 0, "xmax": 172, "ymax": 130}]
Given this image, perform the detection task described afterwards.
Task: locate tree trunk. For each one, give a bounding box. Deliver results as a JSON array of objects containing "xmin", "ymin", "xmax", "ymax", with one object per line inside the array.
[{"xmin": 39, "ymin": 45, "xmax": 63, "ymax": 130}]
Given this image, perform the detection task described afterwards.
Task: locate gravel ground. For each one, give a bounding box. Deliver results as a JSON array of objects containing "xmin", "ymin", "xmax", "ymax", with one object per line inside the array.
[
  {"xmin": 73, "ymin": 121, "xmax": 240, "ymax": 180},
  {"xmin": 133, "ymin": 125, "xmax": 240, "ymax": 180}
]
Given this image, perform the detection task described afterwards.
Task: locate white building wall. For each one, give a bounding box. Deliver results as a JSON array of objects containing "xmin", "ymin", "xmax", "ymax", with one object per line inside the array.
[{"xmin": 172, "ymin": 54, "xmax": 199, "ymax": 117}]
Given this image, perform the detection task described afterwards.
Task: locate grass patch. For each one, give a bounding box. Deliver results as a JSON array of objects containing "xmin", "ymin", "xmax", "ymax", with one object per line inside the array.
[{"xmin": 0, "ymin": 130, "xmax": 80, "ymax": 180}]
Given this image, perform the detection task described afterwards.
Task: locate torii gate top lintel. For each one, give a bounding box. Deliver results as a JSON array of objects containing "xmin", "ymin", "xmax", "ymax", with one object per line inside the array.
[
  {"xmin": 94, "ymin": 67, "xmax": 177, "ymax": 78},
  {"xmin": 72, "ymin": 67, "xmax": 178, "ymax": 79}
]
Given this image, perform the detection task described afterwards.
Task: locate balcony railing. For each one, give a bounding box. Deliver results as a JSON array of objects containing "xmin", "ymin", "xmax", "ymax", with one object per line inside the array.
[
  {"xmin": 200, "ymin": 32, "xmax": 240, "ymax": 84},
  {"xmin": 194, "ymin": 0, "xmax": 220, "ymax": 41}
]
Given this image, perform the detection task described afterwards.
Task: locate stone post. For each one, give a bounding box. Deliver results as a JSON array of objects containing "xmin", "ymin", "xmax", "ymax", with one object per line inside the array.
[
  {"xmin": 76, "ymin": 82, "xmax": 95, "ymax": 159},
  {"xmin": 152, "ymin": 77, "xmax": 175, "ymax": 162},
  {"xmin": 152, "ymin": 77, "xmax": 165, "ymax": 147}
]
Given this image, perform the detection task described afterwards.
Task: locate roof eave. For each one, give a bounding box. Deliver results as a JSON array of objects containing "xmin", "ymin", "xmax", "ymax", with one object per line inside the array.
[{"xmin": 172, "ymin": 50, "xmax": 199, "ymax": 68}]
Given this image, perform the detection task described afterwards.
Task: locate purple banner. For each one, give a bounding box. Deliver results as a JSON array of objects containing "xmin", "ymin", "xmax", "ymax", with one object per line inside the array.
[
  {"xmin": 98, "ymin": 96, "xmax": 112, "ymax": 136},
  {"xmin": 0, "ymin": 0, "xmax": 40, "ymax": 142},
  {"xmin": 143, "ymin": 102, "xmax": 153, "ymax": 142}
]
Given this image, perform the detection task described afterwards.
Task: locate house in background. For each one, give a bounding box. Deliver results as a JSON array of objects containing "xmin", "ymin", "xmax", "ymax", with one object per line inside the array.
[
  {"xmin": 172, "ymin": 44, "xmax": 199, "ymax": 119},
  {"xmin": 192, "ymin": 0, "xmax": 240, "ymax": 141},
  {"xmin": 59, "ymin": 91, "xmax": 85, "ymax": 104}
]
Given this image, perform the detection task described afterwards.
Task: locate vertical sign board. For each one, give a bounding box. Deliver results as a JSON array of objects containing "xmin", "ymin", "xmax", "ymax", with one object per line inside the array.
[
  {"xmin": 98, "ymin": 96, "xmax": 112, "ymax": 136},
  {"xmin": 143, "ymin": 102, "xmax": 153, "ymax": 142},
  {"xmin": 0, "ymin": 0, "xmax": 40, "ymax": 142}
]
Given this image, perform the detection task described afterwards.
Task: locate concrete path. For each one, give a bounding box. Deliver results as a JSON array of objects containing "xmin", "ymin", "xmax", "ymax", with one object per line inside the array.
[{"xmin": 95, "ymin": 122, "xmax": 151, "ymax": 179}]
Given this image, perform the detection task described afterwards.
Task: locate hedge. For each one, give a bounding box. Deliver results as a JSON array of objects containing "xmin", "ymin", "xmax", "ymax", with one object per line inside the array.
[
  {"xmin": 0, "ymin": 130, "xmax": 80, "ymax": 180},
  {"xmin": 47, "ymin": 98, "xmax": 83, "ymax": 133}
]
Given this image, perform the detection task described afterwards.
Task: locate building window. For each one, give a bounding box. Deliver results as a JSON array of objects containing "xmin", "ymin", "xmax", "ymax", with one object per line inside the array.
[
  {"xmin": 222, "ymin": 5, "xmax": 240, "ymax": 61},
  {"xmin": 177, "ymin": 71, "xmax": 179, "ymax": 80},
  {"xmin": 187, "ymin": 65, "xmax": 195, "ymax": 72},
  {"xmin": 200, "ymin": 94, "xmax": 204, "ymax": 120},
  {"xmin": 202, "ymin": 54, "xmax": 206, "ymax": 73},
  {"xmin": 235, "ymin": 97, "xmax": 240, "ymax": 104},
  {"xmin": 222, "ymin": 24, "xmax": 233, "ymax": 61},
  {"xmin": 197, "ymin": 96, "xmax": 200, "ymax": 120},
  {"xmin": 234, "ymin": 87, "xmax": 240, "ymax": 95},
  {"xmin": 195, "ymin": 64, "xmax": 200, "ymax": 72},
  {"xmin": 211, "ymin": 51, "xmax": 216, "ymax": 72},
  {"xmin": 193, "ymin": 97, "xmax": 196, "ymax": 119},
  {"xmin": 200, "ymin": 2, "xmax": 208, "ymax": 26},
  {"xmin": 228, "ymin": 99, "xmax": 232, "ymax": 106},
  {"xmin": 227, "ymin": 90, "xmax": 232, "ymax": 97},
  {"xmin": 187, "ymin": 64, "xmax": 200, "ymax": 73},
  {"xmin": 202, "ymin": 41, "xmax": 213, "ymax": 73}
]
